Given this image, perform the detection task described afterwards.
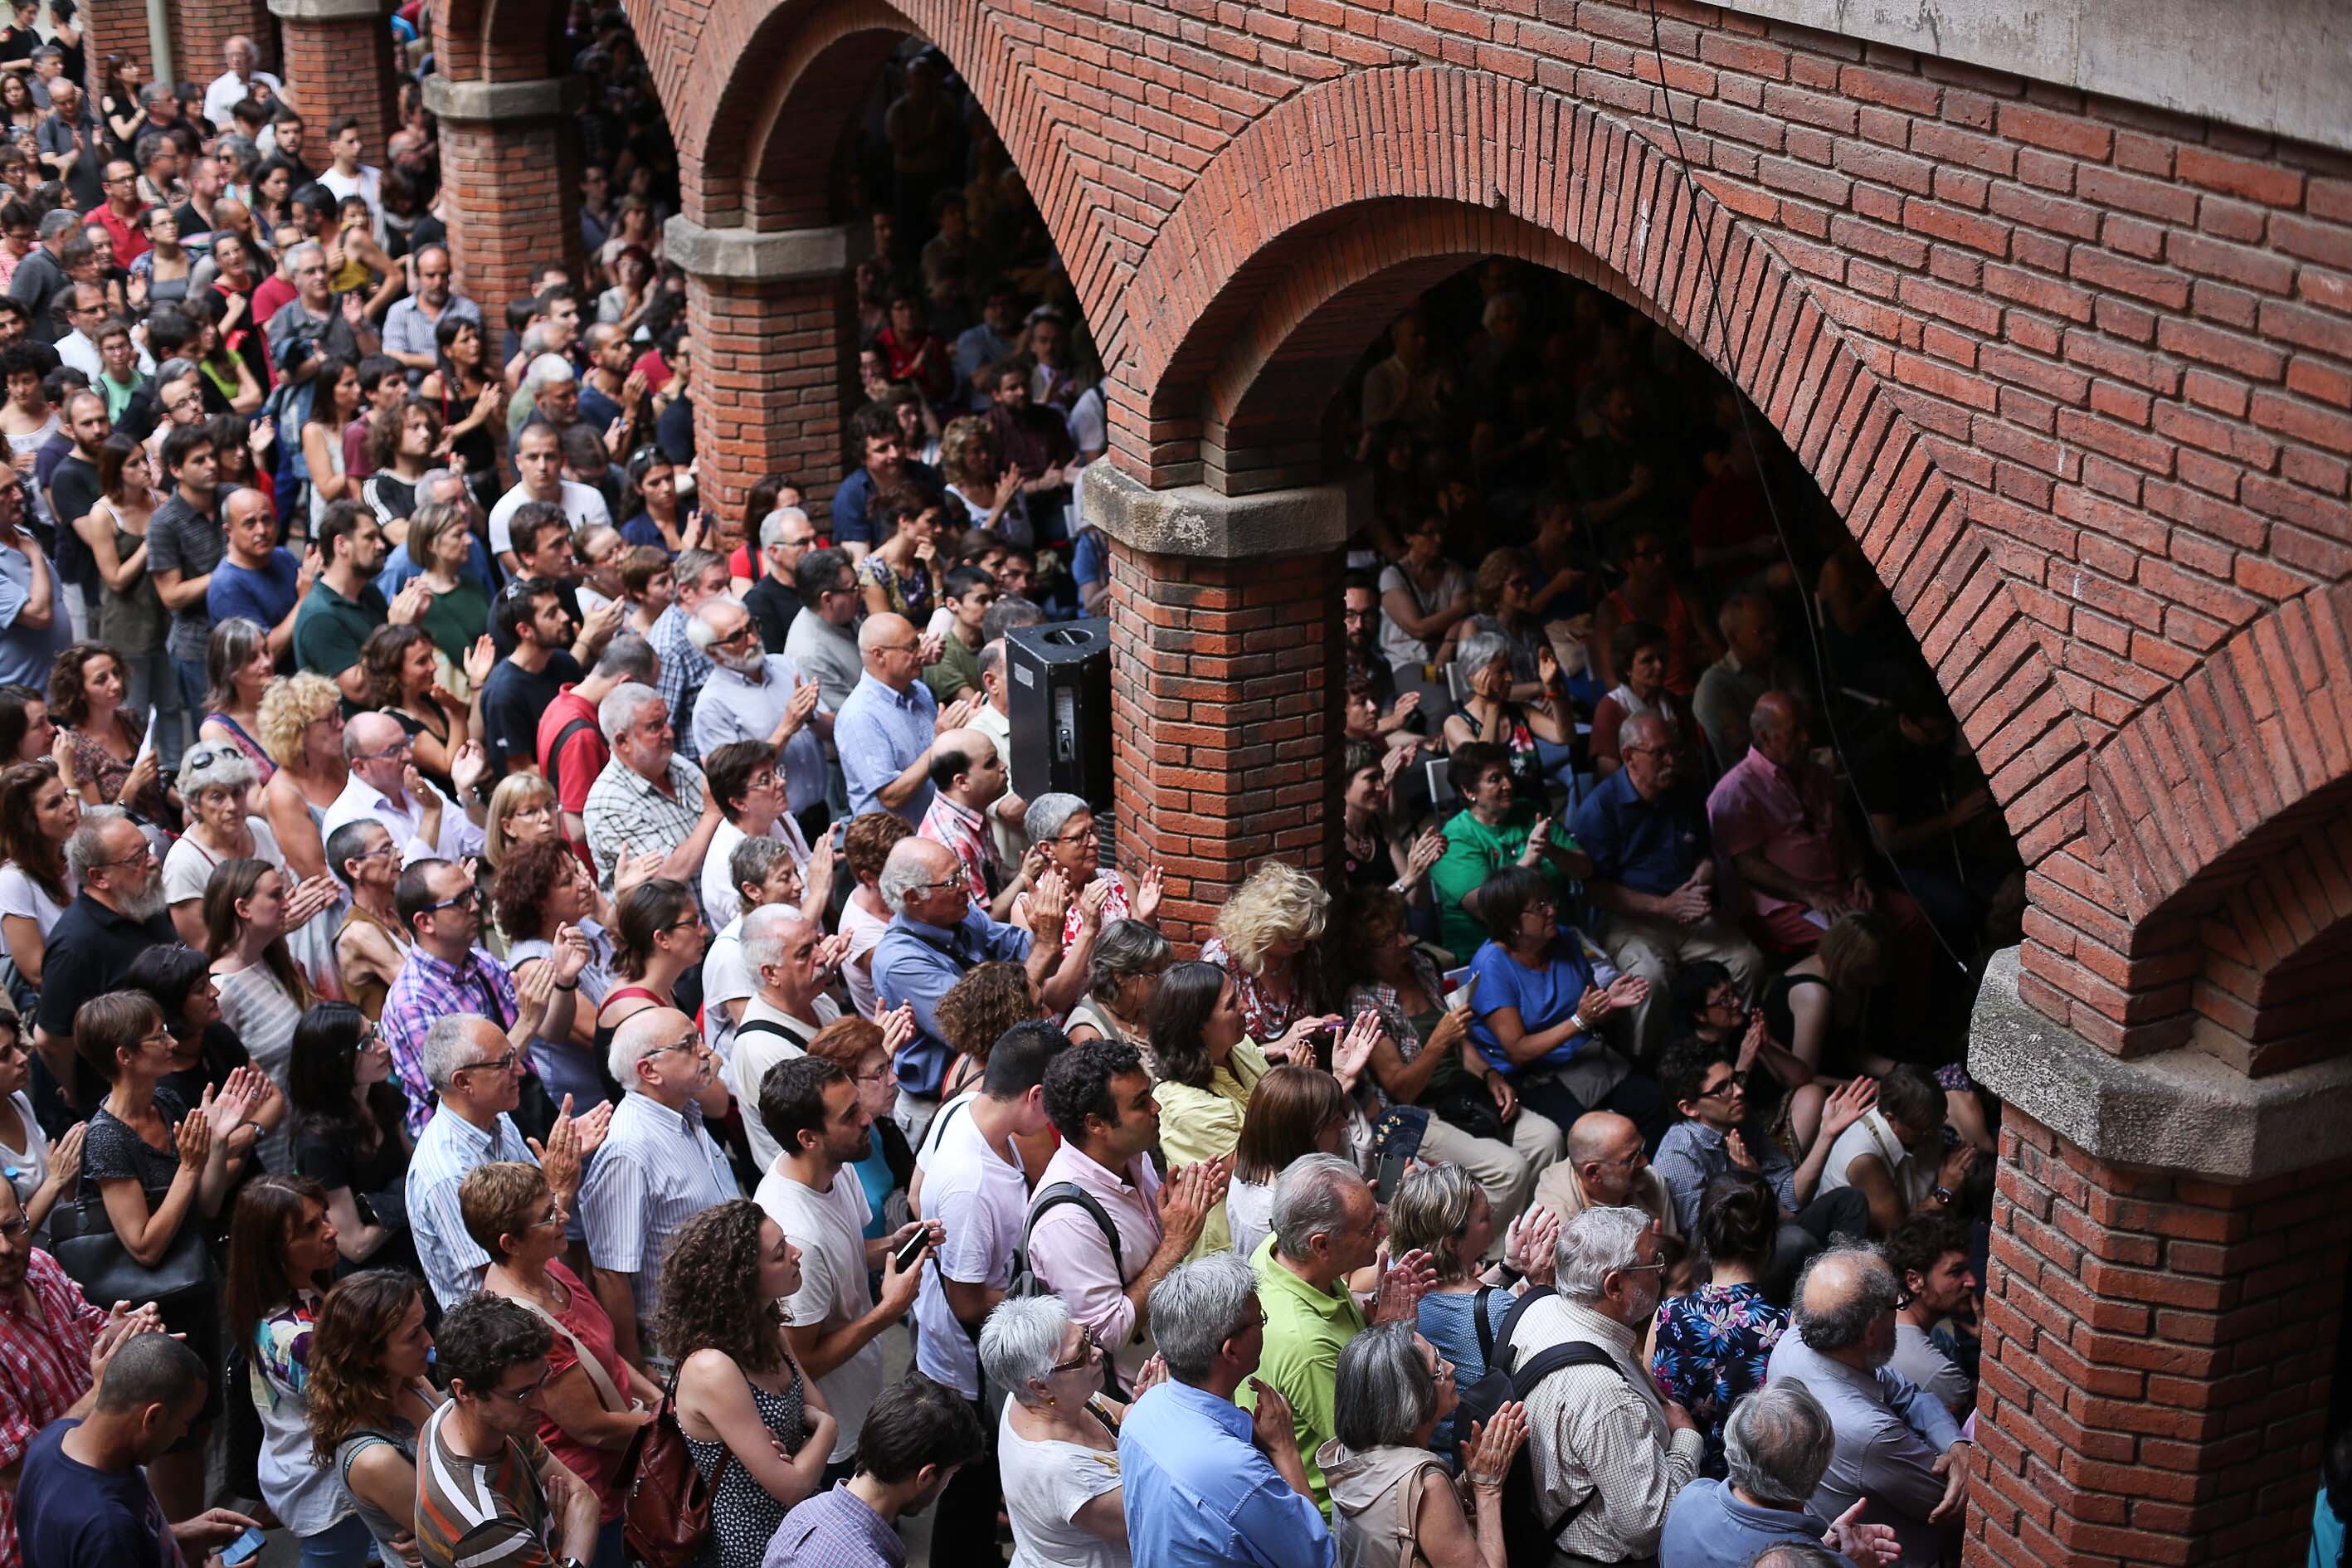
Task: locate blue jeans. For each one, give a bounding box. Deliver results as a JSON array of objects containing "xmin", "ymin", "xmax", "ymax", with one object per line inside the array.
[
  {"xmin": 172, "ymin": 655, "xmax": 209, "ymax": 731},
  {"xmin": 299, "ymin": 1511, "xmax": 376, "ymax": 1568}
]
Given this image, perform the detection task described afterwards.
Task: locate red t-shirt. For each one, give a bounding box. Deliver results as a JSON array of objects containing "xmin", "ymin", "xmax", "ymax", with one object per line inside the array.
[{"xmin": 533, "ymin": 1259, "xmax": 632, "ymax": 1522}]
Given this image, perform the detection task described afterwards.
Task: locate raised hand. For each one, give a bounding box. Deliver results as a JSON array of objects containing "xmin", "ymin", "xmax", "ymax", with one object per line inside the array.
[
  {"xmin": 1245, "ymin": 1377, "xmax": 1300, "ymax": 1458},
  {"xmin": 465, "ymin": 634, "xmax": 497, "ymax": 690},
  {"xmin": 1820, "ymin": 1076, "xmax": 1878, "ymax": 1142},
  {"xmin": 879, "ymin": 1003, "xmax": 917, "ymax": 1061},
  {"xmin": 1330, "ymin": 1011, "xmax": 1382, "ymax": 1093},
  {"xmin": 1725, "ymin": 1131, "xmax": 1759, "ymax": 1172},
  {"xmin": 1025, "ymin": 869, "xmax": 1070, "ymax": 942},
  {"xmin": 174, "ymin": 1103, "xmax": 212, "ymax": 1171},
  {"xmin": 1132, "ymin": 864, "xmax": 1164, "ymax": 926},
  {"xmin": 44, "ymin": 1121, "xmax": 85, "ymax": 1189},
  {"xmin": 1736, "ymin": 1010, "xmax": 1768, "ymax": 1075},
  {"xmin": 285, "ymin": 874, "xmax": 343, "ymax": 928},
  {"xmin": 1157, "ymin": 1161, "xmax": 1216, "ymax": 1253},
  {"xmin": 530, "ymin": 1094, "xmax": 582, "ymax": 1198},
  {"xmin": 613, "ymin": 840, "xmax": 665, "ymax": 900},
  {"xmin": 1506, "ymin": 1205, "xmax": 1561, "ymax": 1286},
  {"xmin": 549, "ymin": 923, "xmax": 592, "ymax": 986},
  {"xmin": 1074, "ymin": 874, "xmax": 1113, "ymax": 933},
  {"xmin": 516, "ymin": 958, "xmax": 555, "ymax": 1028},
  {"xmin": 387, "ymin": 577, "xmax": 432, "ymax": 626},
  {"xmin": 1463, "ymin": 1400, "xmax": 1529, "ymax": 1490},
  {"xmin": 1372, "ymin": 1246, "xmax": 1438, "ymax": 1324},
  {"xmin": 1603, "ymin": 973, "xmax": 1649, "ymax": 1010},
  {"xmin": 814, "ymin": 932, "xmax": 854, "ymax": 972},
  {"xmin": 1269, "ymin": 1014, "xmax": 1340, "ymax": 1069},
  {"xmin": 1575, "ymin": 982, "xmax": 1614, "ymax": 1026},
  {"xmin": 450, "ymin": 741, "xmax": 489, "ymax": 802},
  {"xmin": 777, "ymin": 679, "xmax": 820, "ymax": 738},
  {"xmin": 1132, "ymin": 1353, "xmax": 1169, "ymax": 1400}
]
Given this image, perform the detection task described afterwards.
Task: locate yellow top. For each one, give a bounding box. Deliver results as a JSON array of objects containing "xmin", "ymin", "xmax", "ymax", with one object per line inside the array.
[{"xmin": 1151, "ymin": 1040, "xmax": 1271, "ymax": 1259}]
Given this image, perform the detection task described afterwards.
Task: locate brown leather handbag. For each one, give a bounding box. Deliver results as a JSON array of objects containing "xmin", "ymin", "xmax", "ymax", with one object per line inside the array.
[{"xmin": 622, "ymin": 1376, "xmax": 727, "ymax": 1568}]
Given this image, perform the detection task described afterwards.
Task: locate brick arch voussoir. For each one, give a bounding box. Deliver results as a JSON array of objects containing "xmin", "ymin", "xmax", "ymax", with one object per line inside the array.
[
  {"xmin": 1128, "ymin": 64, "xmax": 2093, "ymax": 888},
  {"xmin": 627, "ymin": 0, "xmax": 1121, "ymax": 353},
  {"xmin": 435, "ymin": 0, "xmax": 562, "ymax": 83}
]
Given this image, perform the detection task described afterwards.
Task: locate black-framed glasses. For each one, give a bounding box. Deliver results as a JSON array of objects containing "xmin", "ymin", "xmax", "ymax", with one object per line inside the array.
[
  {"xmin": 643, "ymin": 1034, "xmax": 704, "ymax": 1062},
  {"xmin": 1049, "ymin": 1326, "xmax": 1103, "ymax": 1374},
  {"xmin": 421, "ymin": 886, "xmax": 482, "ymax": 915},
  {"xmin": 456, "ymin": 1048, "xmax": 521, "ymax": 1077},
  {"xmin": 1694, "ymin": 1076, "xmax": 1742, "ymax": 1103},
  {"xmin": 710, "ymin": 623, "xmax": 757, "ymax": 649}
]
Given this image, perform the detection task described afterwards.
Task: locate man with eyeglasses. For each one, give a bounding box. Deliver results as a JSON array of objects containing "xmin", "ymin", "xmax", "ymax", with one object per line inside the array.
[
  {"xmin": 727, "ymin": 905, "xmax": 842, "ymax": 1172},
  {"xmin": 1652, "ymin": 1040, "xmax": 1876, "ymax": 1299},
  {"xmin": 1499, "ymin": 1204, "xmax": 1704, "ymax": 1563},
  {"xmin": 1573, "ymin": 710, "xmax": 1763, "ymax": 1059},
  {"xmin": 746, "ymin": 505, "xmax": 818, "ymax": 652},
  {"xmin": 838, "ymin": 611, "xmax": 981, "ymax": 827},
  {"xmin": 324, "ymin": 710, "xmax": 490, "ymax": 868},
  {"xmin": 581, "ymin": 682, "xmax": 724, "ymax": 893},
  {"xmin": 784, "ymin": 544, "xmax": 864, "ymax": 711},
  {"xmin": 265, "ymin": 240, "xmax": 377, "ymax": 402},
  {"xmin": 382, "ymin": 859, "xmax": 591, "ymax": 1142},
  {"xmin": 1531, "ymin": 1110, "xmax": 1680, "ymax": 1237},
  {"xmin": 29, "ymin": 808, "xmax": 173, "ymax": 1123},
  {"xmin": 85, "ymin": 159, "xmax": 151, "ymax": 273},
  {"xmin": 414, "ymin": 1294, "xmax": 603, "ymax": 1568},
  {"xmin": 686, "ymin": 595, "xmax": 832, "ymax": 836},
  {"xmin": 406, "ymin": 1009, "xmax": 607, "ymax": 1315},
  {"xmin": 579, "ymin": 1006, "xmax": 738, "ymax": 1374}
]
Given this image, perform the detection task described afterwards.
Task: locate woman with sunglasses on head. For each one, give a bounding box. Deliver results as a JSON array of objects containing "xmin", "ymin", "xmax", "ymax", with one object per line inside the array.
[
  {"xmin": 464, "ymin": 1160, "xmax": 661, "ymax": 1568},
  {"xmin": 168, "ymin": 741, "xmax": 345, "ymax": 998},
  {"xmin": 287, "ymin": 1001, "xmax": 413, "ymax": 1269}
]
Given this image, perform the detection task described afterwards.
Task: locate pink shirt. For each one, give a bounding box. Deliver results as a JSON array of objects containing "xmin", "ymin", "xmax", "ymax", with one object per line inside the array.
[
  {"xmin": 1023, "ymin": 1142, "xmax": 1164, "ymax": 1394},
  {"xmin": 1705, "ymin": 746, "xmax": 1844, "ymax": 917}
]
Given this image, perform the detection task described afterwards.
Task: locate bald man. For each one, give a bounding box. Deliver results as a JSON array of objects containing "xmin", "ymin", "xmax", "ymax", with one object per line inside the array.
[
  {"xmin": 1765, "ymin": 1244, "xmax": 1968, "ymax": 1567},
  {"xmin": 834, "ymin": 611, "xmax": 981, "ymax": 825},
  {"xmin": 322, "ymin": 709, "xmax": 490, "ymax": 864},
  {"xmin": 918, "ymin": 724, "xmax": 1034, "ymax": 920},
  {"xmin": 578, "ymin": 1006, "xmax": 738, "ymax": 1374},
  {"xmin": 1530, "ymin": 1109, "xmax": 1681, "ymax": 1234}
]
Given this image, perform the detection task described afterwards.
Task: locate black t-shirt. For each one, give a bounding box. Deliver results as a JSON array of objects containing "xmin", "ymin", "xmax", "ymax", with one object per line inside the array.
[
  {"xmin": 746, "ymin": 572, "xmax": 801, "ymax": 654},
  {"xmin": 29, "ymin": 894, "xmax": 176, "ymax": 1135},
  {"xmin": 480, "ymin": 650, "xmax": 583, "ymax": 777},
  {"xmin": 48, "ymin": 452, "xmax": 99, "ymax": 533}
]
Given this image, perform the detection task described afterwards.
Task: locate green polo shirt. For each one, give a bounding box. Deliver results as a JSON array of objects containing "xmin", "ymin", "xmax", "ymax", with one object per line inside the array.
[
  {"xmin": 290, "ymin": 577, "xmax": 390, "ymax": 677},
  {"xmin": 923, "ymin": 629, "xmax": 984, "ymax": 704},
  {"xmin": 1429, "ymin": 801, "xmax": 1571, "ymax": 958},
  {"xmin": 1235, "ymin": 1232, "xmax": 1366, "ymax": 1516}
]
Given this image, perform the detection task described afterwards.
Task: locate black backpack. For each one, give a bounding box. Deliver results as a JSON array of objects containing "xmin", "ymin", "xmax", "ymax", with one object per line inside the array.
[
  {"xmin": 1450, "ymin": 1284, "xmax": 1637, "ymax": 1566},
  {"xmin": 1007, "ymin": 1181, "xmax": 1124, "ymax": 1300}
]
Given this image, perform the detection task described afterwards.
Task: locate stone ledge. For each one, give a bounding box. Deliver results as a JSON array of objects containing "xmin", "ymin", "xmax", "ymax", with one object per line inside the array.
[
  {"xmin": 267, "ymin": 0, "xmax": 391, "ymax": 20},
  {"xmin": 421, "ymin": 75, "xmax": 583, "ymax": 124},
  {"xmin": 663, "ymin": 217, "xmax": 850, "ymax": 283},
  {"xmin": 1968, "ymin": 946, "xmax": 2352, "ymax": 1182},
  {"xmin": 1081, "ymin": 462, "xmax": 1355, "ymax": 560}
]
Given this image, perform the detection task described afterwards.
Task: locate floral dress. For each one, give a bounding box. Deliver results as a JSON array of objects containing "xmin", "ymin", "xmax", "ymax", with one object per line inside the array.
[
  {"xmin": 1649, "ymin": 1280, "xmax": 1787, "ymax": 1478},
  {"xmin": 855, "ymin": 551, "xmax": 934, "ymax": 622},
  {"xmin": 1200, "ymin": 934, "xmax": 1327, "ymax": 1043}
]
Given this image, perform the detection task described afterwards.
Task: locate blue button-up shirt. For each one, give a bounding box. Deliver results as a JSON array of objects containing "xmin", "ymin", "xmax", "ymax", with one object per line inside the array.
[
  {"xmin": 1653, "ymin": 1116, "xmax": 1803, "ymax": 1234},
  {"xmin": 1659, "ymin": 1478, "xmax": 1838, "ymax": 1568},
  {"xmin": 836, "ymin": 670, "xmax": 938, "ymax": 825},
  {"xmin": 1571, "ymin": 767, "xmax": 1713, "ymax": 898},
  {"xmin": 1765, "ymin": 1332, "xmax": 1964, "ymax": 1568},
  {"xmin": 0, "ymin": 538, "xmax": 74, "ymax": 689},
  {"xmin": 407, "ymin": 1106, "xmax": 538, "ymax": 1310},
  {"xmin": 1118, "ymin": 1381, "xmax": 1335, "ymax": 1568},
  {"xmin": 871, "ymin": 908, "xmax": 1032, "ymax": 1098}
]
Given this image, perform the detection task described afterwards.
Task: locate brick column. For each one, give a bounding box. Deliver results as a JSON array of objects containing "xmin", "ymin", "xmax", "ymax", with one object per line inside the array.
[
  {"xmin": 176, "ymin": 2, "xmax": 275, "ymax": 95},
  {"xmin": 1085, "ymin": 464, "xmax": 1348, "ymax": 948},
  {"xmin": 266, "ymin": 0, "xmax": 396, "ymax": 161},
  {"xmin": 668, "ymin": 217, "xmax": 856, "ymax": 527},
  {"xmin": 1966, "ymin": 947, "xmax": 2352, "ymax": 1567},
  {"xmin": 81, "ymin": 0, "xmax": 155, "ymax": 94},
  {"xmin": 423, "ymin": 74, "xmax": 583, "ymax": 320}
]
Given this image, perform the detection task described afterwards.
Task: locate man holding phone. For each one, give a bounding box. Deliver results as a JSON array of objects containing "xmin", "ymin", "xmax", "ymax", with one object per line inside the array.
[{"xmin": 755, "ymin": 1056, "xmax": 940, "ymax": 1484}]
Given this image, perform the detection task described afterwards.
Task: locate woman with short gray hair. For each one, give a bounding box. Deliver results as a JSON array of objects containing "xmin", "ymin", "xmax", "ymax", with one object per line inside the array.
[
  {"xmin": 1012, "ymin": 792, "xmax": 1162, "ymax": 950},
  {"xmin": 1321, "ymin": 1319, "xmax": 1527, "ymax": 1568},
  {"xmin": 1065, "ymin": 917, "xmax": 1169, "ymax": 1049},
  {"xmin": 981, "ymin": 1293, "xmax": 1161, "ymax": 1568},
  {"xmin": 1439, "ymin": 617, "xmax": 1571, "ymax": 802}
]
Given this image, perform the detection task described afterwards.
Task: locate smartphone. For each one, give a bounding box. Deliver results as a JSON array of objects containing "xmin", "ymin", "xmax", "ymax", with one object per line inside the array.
[
  {"xmin": 1308, "ymin": 1026, "xmax": 1337, "ymax": 1074},
  {"xmin": 892, "ymin": 1226, "xmax": 932, "ymax": 1273},
  {"xmin": 221, "ymin": 1527, "xmax": 269, "ymax": 1567},
  {"xmin": 831, "ymin": 820, "xmax": 849, "ymax": 852}
]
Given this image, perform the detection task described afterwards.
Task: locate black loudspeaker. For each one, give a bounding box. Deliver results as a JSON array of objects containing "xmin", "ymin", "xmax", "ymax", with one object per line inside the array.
[{"xmin": 1007, "ymin": 618, "xmax": 1113, "ymax": 808}]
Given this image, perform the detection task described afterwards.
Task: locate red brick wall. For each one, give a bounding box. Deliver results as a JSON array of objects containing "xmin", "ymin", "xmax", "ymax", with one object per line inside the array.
[
  {"xmin": 1976, "ymin": 1110, "xmax": 2351, "ymax": 1566},
  {"xmin": 80, "ymin": 0, "xmax": 151, "ymax": 95},
  {"xmin": 1105, "ymin": 539, "xmax": 1340, "ymax": 947},
  {"xmin": 174, "ymin": 0, "xmax": 272, "ymax": 91},
  {"xmin": 440, "ymin": 111, "xmax": 579, "ymax": 321},
  {"xmin": 276, "ymin": 15, "xmax": 396, "ymax": 162},
  {"xmin": 686, "ymin": 270, "xmax": 858, "ymax": 526}
]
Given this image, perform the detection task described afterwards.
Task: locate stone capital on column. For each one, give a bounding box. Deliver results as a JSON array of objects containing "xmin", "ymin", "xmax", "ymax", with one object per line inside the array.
[
  {"xmin": 1081, "ymin": 462, "xmax": 1361, "ymax": 560},
  {"xmin": 421, "ymin": 73, "xmax": 586, "ymax": 124},
  {"xmin": 665, "ymin": 217, "xmax": 854, "ymax": 284},
  {"xmin": 1968, "ymin": 944, "xmax": 2352, "ymax": 1181},
  {"xmin": 265, "ymin": 0, "xmax": 387, "ymax": 19}
]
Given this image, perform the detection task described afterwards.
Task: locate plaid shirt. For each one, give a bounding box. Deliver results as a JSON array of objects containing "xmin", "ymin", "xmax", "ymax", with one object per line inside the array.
[
  {"xmin": 649, "ymin": 604, "xmax": 713, "ymax": 761},
  {"xmin": 582, "ymin": 753, "xmax": 709, "ymax": 891},
  {"xmin": 0, "ymin": 1249, "xmax": 108, "ymax": 1566},
  {"xmin": 381, "ymin": 944, "xmax": 520, "ymax": 1137},
  {"xmin": 918, "ymin": 793, "xmax": 1002, "ymax": 903}
]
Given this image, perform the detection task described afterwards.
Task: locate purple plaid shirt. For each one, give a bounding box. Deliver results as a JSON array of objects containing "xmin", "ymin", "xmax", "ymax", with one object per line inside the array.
[{"xmin": 382, "ymin": 944, "xmax": 520, "ymax": 1136}]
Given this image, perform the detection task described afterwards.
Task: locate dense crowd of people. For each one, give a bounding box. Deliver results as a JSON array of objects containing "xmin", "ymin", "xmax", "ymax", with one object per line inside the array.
[{"xmin": 0, "ymin": 7, "xmax": 2030, "ymax": 1568}]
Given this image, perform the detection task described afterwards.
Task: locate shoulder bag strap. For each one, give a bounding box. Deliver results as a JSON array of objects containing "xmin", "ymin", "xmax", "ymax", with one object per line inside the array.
[{"xmin": 503, "ymin": 1290, "xmax": 626, "ymax": 1413}]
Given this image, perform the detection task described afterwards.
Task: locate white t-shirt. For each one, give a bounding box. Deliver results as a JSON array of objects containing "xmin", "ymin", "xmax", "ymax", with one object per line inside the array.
[
  {"xmin": 753, "ymin": 1162, "xmax": 882, "ymax": 1463},
  {"xmin": 1376, "ymin": 562, "xmax": 1469, "ymax": 670},
  {"xmin": 838, "ymin": 894, "xmax": 892, "ymax": 1020},
  {"xmin": 730, "ymin": 996, "xmax": 839, "ymax": 1174},
  {"xmin": 0, "ymin": 861, "xmax": 72, "ymax": 937},
  {"xmin": 1225, "ymin": 1177, "xmax": 1276, "ymax": 1264},
  {"xmin": 911, "ymin": 1103, "xmax": 1028, "ymax": 1397},
  {"xmin": 1818, "ymin": 1109, "xmax": 1936, "ymax": 1212},
  {"xmin": 998, "ymin": 1406, "xmax": 1129, "ymax": 1568},
  {"xmin": 489, "ymin": 480, "xmax": 612, "ymax": 556},
  {"xmin": 1892, "ymin": 1321, "xmax": 1970, "ymax": 1413},
  {"xmin": 1, "ymin": 1088, "xmax": 51, "ymax": 1217}
]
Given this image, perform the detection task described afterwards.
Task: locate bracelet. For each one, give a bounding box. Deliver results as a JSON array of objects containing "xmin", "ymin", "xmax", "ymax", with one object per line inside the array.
[
  {"xmin": 1467, "ymin": 1471, "xmax": 1507, "ymax": 1490},
  {"xmin": 1569, "ymin": 1013, "xmax": 1587, "ymax": 1034},
  {"xmin": 553, "ymin": 979, "xmax": 579, "ymax": 991}
]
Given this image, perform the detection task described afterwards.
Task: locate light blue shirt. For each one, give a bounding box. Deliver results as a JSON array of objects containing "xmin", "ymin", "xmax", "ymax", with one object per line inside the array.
[
  {"xmin": 689, "ymin": 654, "xmax": 830, "ymax": 816},
  {"xmin": 578, "ymin": 1091, "xmax": 740, "ymax": 1339},
  {"xmin": 381, "ymin": 293, "xmax": 482, "ymax": 380},
  {"xmin": 1765, "ymin": 1336, "xmax": 1964, "ymax": 1568},
  {"xmin": 1661, "ymin": 1478, "xmax": 1844, "ymax": 1568},
  {"xmin": 871, "ymin": 908, "xmax": 1032, "ymax": 1098},
  {"xmin": 375, "ymin": 533, "xmax": 499, "ymax": 600},
  {"xmin": 835, "ymin": 670, "xmax": 938, "ymax": 825},
  {"xmin": 1118, "ymin": 1381, "xmax": 1336, "ymax": 1568},
  {"xmin": 0, "ymin": 538, "xmax": 74, "ymax": 689},
  {"xmin": 406, "ymin": 1107, "xmax": 538, "ymax": 1311}
]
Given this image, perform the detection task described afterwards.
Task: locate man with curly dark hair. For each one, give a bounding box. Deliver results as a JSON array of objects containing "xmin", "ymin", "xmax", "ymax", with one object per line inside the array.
[{"xmin": 415, "ymin": 1293, "xmax": 601, "ymax": 1568}]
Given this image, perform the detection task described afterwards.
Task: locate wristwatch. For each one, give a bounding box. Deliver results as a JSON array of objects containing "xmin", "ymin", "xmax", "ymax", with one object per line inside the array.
[{"xmin": 1931, "ymin": 1186, "xmax": 1955, "ymax": 1207}]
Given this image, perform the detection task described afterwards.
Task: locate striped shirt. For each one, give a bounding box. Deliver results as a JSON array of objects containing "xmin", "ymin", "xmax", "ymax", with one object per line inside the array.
[
  {"xmin": 578, "ymin": 1093, "xmax": 738, "ymax": 1349},
  {"xmin": 415, "ymin": 1400, "xmax": 558, "ymax": 1568},
  {"xmin": 407, "ymin": 1108, "xmax": 539, "ymax": 1311},
  {"xmin": 0, "ymin": 1249, "xmax": 107, "ymax": 1567}
]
